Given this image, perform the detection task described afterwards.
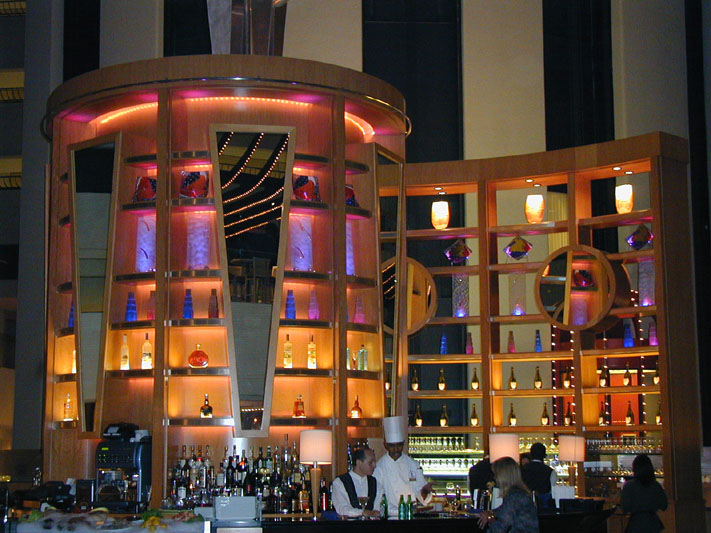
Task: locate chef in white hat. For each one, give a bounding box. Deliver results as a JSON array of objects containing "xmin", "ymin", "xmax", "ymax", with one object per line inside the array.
[{"xmin": 373, "ymin": 415, "xmax": 433, "ymax": 515}]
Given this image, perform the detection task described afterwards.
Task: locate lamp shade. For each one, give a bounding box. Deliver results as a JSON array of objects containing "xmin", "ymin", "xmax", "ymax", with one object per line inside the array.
[
  {"xmin": 299, "ymin": 429, "xmax": 332, "ymax": 464},
  {"xmin": 489, "ymin": 433, "xmax": 519, "ymax": 463},
  {"xmin": 431, "ymin": 200, "xmax": 450, "ymax": 230},
  {"xmin": 615, "ymin": 184, "xmax": 634, "ymax": 214},
  {"xmin": 558, "ymin": 435, "xmax": 586, "ymax": 462},
  {"xmin": 524, "ymin": 194, "xmax": 545, "ymax": 224}
]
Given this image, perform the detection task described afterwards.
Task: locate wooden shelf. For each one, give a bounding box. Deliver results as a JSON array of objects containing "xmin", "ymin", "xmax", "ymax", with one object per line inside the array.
[
  {"xmin": 583, "ymin": 425, "xmax": 663, "ymax": 433},
  {"xmin": 122, "ymin": 201, "xmax": 156, "ymax": 212},
  {"xmin": 270, "ymin": 417, "xmax": 331, "ymax": 427},
  {"xmin": 166, "ymin": 417, "xmax": 234, "ymax": 427},
  {"xmin": 168, "ymin": 318, "xmax": 225, "ymax": 327},
  {"xmin": 408, "ymin": 390, "xmax": 483, "ymax": 399},
  {"xmin": 274, "ymin": 368, "xmax": 333, "ymax": 378},
  {"xmin": 491, "ymin": 351, "xmax": 574, "ymax": 362},
  {"xmin": 428, "ymin": 316, "xmax": 481, "ymax": 325},
  {"xmin": 54, "ymin": 420, "xmax": 77, "ymax": 430},
  {"xmin": 428, "ymin": 265, "xmax": 480, "ymax": 276},
  {"xmin": 490, "ymin": 314, "xmax": 546, "ymax": 324},
  {"xmin": 606, "ymin": 249, "xmax": 654, "ymax": 263},
  {"xmin": 167, "ymin": 367, "xmax": 230, "ymax": 376},
  {"xmin": 492, "ymin": 388, "xmax": 575, "ymax": 397},
  {"xmin": 409, "ymin": 426, "xmax": 484, "ymax": 434},
  {"xmin": 345, "ymin": 206, "xmax": 372, "ymax": 219},
  {"xmin": 55, "ymin": 373, "xmax": 77, "ymax": 383},
  {"xmin": 114, "ymin": 272, "xmax": 156, "ymax": 284},
  {"xmin": 169, "ymin": 269, "xmax": 221, "ymax": 280},
  {"xmin": 110, "ymin": 320, "xmax": 155, "ymax": 330},
  {"xmin": 290, "ymin": 199, "xmax": 329, "ymax": 215},
  {"xmin": 609, "ymin": 306, "xmax": 657, "ymax": 318},
  {"xmin": 489, "ymin": 261, "xmax": 545, "ymax": 273},
  {"xmin": 582, "ymin": 346, "xmax": 659, "ymax": 357},
  {"xmin": 56, "ymin": 281, "xmax": 72, "ymax": 294},
  {"xmin": 125, "ymin": 154, "xmax": 157, "ymax": 168},
  {"xmin": 345, "ymin": 159, "xmax": 369, "ymax": 174},
  {"xmin": 105, "ymin": 369, "xmax": 155, "ymax": 379},
  {"xmin": 279, "ymin": 319, "xmax": 332, "ymax": 329},
  {"xmin": 492, "ymin": 425, "xmax": 576, "ymax": 433},
  {"xmin": 405, "ymin": 227, "xmax": 478, "ymax": 240},
  {"xmin": 346, "ymin": 275, "xmax": 377, "ymax": 288},
  {"xmin": 380, "ymin": 231, "xmax": 396, "ymax": 243},
  {"xmin": 171, "ymin": 198, "xmax": 216, "ymax": 212},
  {"xmin": 582, "ymin": 385, "xmax": 660, "ymax": 395},
  {"xmin": 346, "ymin": 370, "xmax": 380, "ymax": 380},
  {"xmin": 55, "ymin": 327, "xmax": 74, "ymax": 338},
  {"xmin": 578, "ymin": 209, "xmax": 653, "ymax": 229},
  {"xmin": 283, "ymin": 271, "xmax": 332, "ymax": 283},
  {"xmin": 346, "ymin": 418, "xmax": 381, "ymax": 427},
  {"xmin": 172, "ymin": 150, "xmax": 211, "ymax": 163},
  {"xmin": 346, "ymin": 322, "xmax": 378, "ymax": 333},
  {"xmin": 294, "ymin": 153, "xmax": 330, "ymax": 169},
  {"xmin": 489, "ymin": 220, "xmax": 568, "ymax": 236},
  {"xmin": 408, "ymin": 354, "xmax": 482, "ymax": 364}
]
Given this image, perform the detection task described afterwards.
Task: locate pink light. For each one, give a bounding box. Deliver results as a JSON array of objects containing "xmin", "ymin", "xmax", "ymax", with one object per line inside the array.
[{"xmin": 344, "ymin": 112, "xmax": 375, "ymax": 139}]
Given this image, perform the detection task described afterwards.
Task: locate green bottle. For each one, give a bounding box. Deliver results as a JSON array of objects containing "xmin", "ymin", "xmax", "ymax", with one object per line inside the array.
[
  {"xmin": 398, "ymin": 494, "xmax": 406, "ymax": 519},
  {"xmin": 379, "ymin": 493, "xmax": 388, "ymax": 519},
  {"xmin": 406, "ymin": 494, "xmax": 413, "ymax": 519}
]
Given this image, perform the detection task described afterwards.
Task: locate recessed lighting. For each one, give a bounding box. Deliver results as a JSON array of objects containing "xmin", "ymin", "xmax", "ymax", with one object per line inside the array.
[
  {"xmin": 625, "ymin": 170, "xmax": 634, "ymax": 175},
  {"xmin": 613, "ymin": 166, "xmax": 621, "ymax": 171},
  {"xmin": 525, "ymin": 178, "xmax": 534, "ymax": 183},
  {"xmin": 533, "ymin": 183, "xmax": 541, "ymax": 187},
  {"xmin": 434, "ymin": 187, "xmax": 443, "ymax": 191},
  {"xmin": 438, "ymin": 191, "xmax": 446, "ymax": 195}
]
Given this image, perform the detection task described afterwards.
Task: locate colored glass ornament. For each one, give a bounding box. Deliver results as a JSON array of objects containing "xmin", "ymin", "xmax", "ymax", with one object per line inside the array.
[
  {"xmin": 626, "ymin": 224, "xmax": 653, "ymax": 250},
  {"xmin": 503, "ymin": 235, "xmax": 532, "ymax": 260},
  {"xmin": 179, "ymin": 170, "xmax": 209, "ymax": 198},
  {"xmin": 444, "ymin": 239, "xmax": 471, "ymax": 264}
]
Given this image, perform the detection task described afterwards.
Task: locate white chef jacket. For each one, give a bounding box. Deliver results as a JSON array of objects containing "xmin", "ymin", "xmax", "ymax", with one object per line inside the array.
[
  {"xmin": 332, "ymin": 470, "xmax": 384, "ymax": 517},
  {"xmin": 373, "ymin": 453, "xmax": 432, "ymax": 516}
]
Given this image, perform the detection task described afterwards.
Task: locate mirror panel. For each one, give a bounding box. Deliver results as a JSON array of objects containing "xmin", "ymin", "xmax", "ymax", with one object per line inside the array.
[
  {"xmin": 70, "ymin": 138, "xmax": 119, "ymax": 432},
  {"xmin": 382, "ymin": 257, "xmax": 437, "ymax": 335},
  {"xmin": 212, "ymin": 127, "xmax": 294, "ymax": 433}
]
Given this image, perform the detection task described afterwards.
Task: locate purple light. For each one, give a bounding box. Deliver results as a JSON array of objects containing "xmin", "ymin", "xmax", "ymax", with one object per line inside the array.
[{"xmin": 511, "ymin": 305, "xmax": 525, "ymax": 316}]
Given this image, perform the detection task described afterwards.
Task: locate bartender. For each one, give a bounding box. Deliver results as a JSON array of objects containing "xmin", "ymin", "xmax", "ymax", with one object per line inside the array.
[{"xmin": 373, "ymin": 416, "xmax": 433, "ymax": 516}]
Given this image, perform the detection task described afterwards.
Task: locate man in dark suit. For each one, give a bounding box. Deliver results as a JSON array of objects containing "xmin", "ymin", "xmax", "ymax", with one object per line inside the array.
[{"xmin": 521, "ymin": 442, "xmax": 557, "ymax": 509}]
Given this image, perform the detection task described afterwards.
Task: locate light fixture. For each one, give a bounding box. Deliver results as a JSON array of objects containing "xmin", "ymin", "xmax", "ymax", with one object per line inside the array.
[
  {"xmin": 615, "ymin": 184, "xmax": 634, "ymax": 214},
  {"xmin": 558, "ymin": 435, "xmax": 586, "ymax": 491},
  {"xmin": 300, "ymin": 429, "xmax": 332, "ymax": 518},
  {"xmin": 533, "ymin": 183, "xmax": 541, "ymax": 187},
  {"xmin": 524, "ymin": 194, "xmax": 545, "ymax": 224},
  {"xmin": 489, "ymin": 433, "xmax": 519, "ymax": 463},
  {"xmin": 434, "ymin": 186, "xmax": 443, "ymax": 191},
  {"xmin": 431, "ymin": 200, "xmax": 450, "ymax": 230},
  {"xmin": 525, "ymin": 178, "xmax": 534, "ymax": 183},
  {"xmin": 612, "ymin": 166, "xmax": 621, "ymax": 171},
  {"xmin": 625, "ymin": 170, "xmax": 634, "ymax": 175}
]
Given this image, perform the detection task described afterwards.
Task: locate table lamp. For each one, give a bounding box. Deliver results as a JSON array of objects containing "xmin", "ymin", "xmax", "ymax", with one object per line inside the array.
[
  {"xmin": 489, "ymin": 433, "xmax": 519, "ymax": 463},
  {"xmin": 558, "ymin": 435, "xmax": 585, "ymax": 492},
  {"xmin": 300, "ymin": 429, "xmax": 332, "ymax": 519}
]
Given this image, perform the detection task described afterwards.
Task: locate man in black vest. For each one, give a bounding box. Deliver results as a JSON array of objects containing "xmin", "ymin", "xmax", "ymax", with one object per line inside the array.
[
  {"xmin": 332, "ymin": 447, "xmax": 383, "ymax": 518},
  {"xmin": 521, "ymin": 442, "xmax": 557, "ymax": 509}
]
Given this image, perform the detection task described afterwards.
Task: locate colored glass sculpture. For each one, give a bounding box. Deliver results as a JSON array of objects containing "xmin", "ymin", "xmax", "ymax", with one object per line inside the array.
[
  {"xmin": 180, "ymin": 171, "xmax": 209, "ymax": 198},
  {"xmin": 292, "ymin": 174, "xmax": 320, "ymax": 201},
  {"xmin": 133, "ymin": 176, "xmax": 157, "ymax": 202},
  {"xmin": 626, "ymin": 224, "xmax": 653, "ymax": 250},
  {"xmin": 444, "ymin": 239, "xmax": 471, "ymax": 264},
  {"xmin": 503, "ymin": 235, "xmax": 532, "ymax": 260}
]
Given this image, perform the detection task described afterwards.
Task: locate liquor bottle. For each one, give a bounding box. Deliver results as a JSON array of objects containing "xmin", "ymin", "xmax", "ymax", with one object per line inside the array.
[
  {"xmin": 307, "ymin": 335, "xmax": 317, "ymax": 369},
  {"xmin": 414, "ymin": 403, "xmax": 423, "ymax": 427},
  {"xmin": 226, "ymin": 453, "xmax": 236, "ymax": 488},
  {"xmin": 655, "ymin": 399, "xmax": 662, "ymax": 425},
  {"xmin": 465, "ymin": 332, "xmax": 474, "ymax": 355},
  {"xmin": 439, "ymin": 404, "xmax": 448, "ymax": 427},
  {"xmin": 120, "ymin": 334, "xmax": 130, "ymax": 370},
  {"xmin": 564, "ymin": 403, "xmax": 572, "ymax": 426},
  {"xmin": 346, "ymin": 443, "xmax": 352, "ymax": 471},
  {"xmin": 653, "ymin": 361, "xmax": 660, "ymax": 385},
  {"xmin": 308, "ymin": 289, "xmax": 320, "ymax": 320},
  {"xmin": 599, "ymin": 366, "xmax": 609, "ymax": 387},
  {"xmin": 298, "ymin": 480, "xmax": 310, "ymax": 513},
  {"xmin": 507, "ymin": 330, "xmax": 516, "ymax": 353},
  {"xmin": 285, "ymin": 290, "xmax": 296, "ymax": 319},
  {"xmin": 623, "ymin": 322, "xmax": 635, "ymax": 347},
  {"xmin": 283, "ymin": 335, "xmax": 293, "ymax": 368},
  {"xmin": 125, "ymin": 291, "xmax": 137, "ymax": 321},
  {"xmin": 625, "ymin": 401, "xmax": 635, "ymax": 425},
  {"xmin": 438, "ymin": 368, "xmax": 447, "ymax": 390},
  {"xmin": 183, "ymin": 289, "xmax": 194, "ymax": 319},
  {"xmin": 63, "ymin": 393, "xmax": 73, "ymax": 421},
  {"xmin": 188, "ymin": 343, "xmax": 209, "ymax": 368},
  {"xmin": 68, "ymin": 300, "xmax": 75, "ymax": 328},
  {"xmin": 508, "ymin": 403, "xmax": 517, "ymax": 426},
  {"xmin": 208, "ymin": 288, "xmax": 219, "ymax": 318},
  {"xmin": 320, "ymin": 478, "xmax": 330, "ymax": 512},
  {"xmin": 349, "ymin": 395, "xmax": 363, "ymax": 418},
  {"xmin": 469, "ymin": 403, "xmax": 479, "ymax": 427},
  {"xmin": 533, "ymin": 366, "xmax": 542, "ymax": 389},
  {"xmin": 146, "ymin": 290, "xmax": 155, "ymax": 320},
  {"xmin": 353, "ymin": 295, "xmax": 365, "ymax": 323},
  {"xmin": 534, "ymin": 329, "xmax": 542, "ymax": 352},
  {"xmin": 385, "ymin": 366, "xmax": 391, "ymax": 391},
  {"xmin": 398, "ymin": 495, "xmax": 406, "ymax": 520},
  {"xmin": 71, "ymin": 349, "xmax": 77, "ymax": 374},
  {"xmin": 410, "ymin": 367, "xmax": 420, "ymax": 391},
  {"xmin": 508, "ymin": 367, "xmax": 518, "ymax": 390},
  {"xmin": 598, "ymin": 402, "xmax": 606, "ymax": 426},
  {"xmin": 623, "ymin": 363, "xmax": 632, "ymax": 386},
  {"xmin": 440, "ymin": 333, "xmax": 448, "ymax": 355},
  {"xmin": 540, "ymin": 403, "xmax": 550, "ymax": 425},
  {"xmin": 141, "ymin": 333, "xmax": 153, "ymax": 369},
  {"xmin": 350, "ymin": 347, "xmax": 358, "ymax": 371},
  {"xmin": 562, "ymin": 369, "xmax": 571, "ymax": 389},
  {"xmin": 357, "ymin": 344, "xmax": 368, "ymax": 370},
  {"xmin": 649, "ymin": 323, "xmax": 658, "ymax": 346},
  {"xmin": 292, "ymin": 394, "xmax": 306, "ymax": 418},
  {"xmin": 379, "ymin": 493, "xmax": 388, "ymax": 519},
  {"xmin": 471, "ymin": 368, "xmax": 480, "ymax": 390},
  {"xmin": 200, "ymin": 393, "xmax": 213, "ymax": 418}
]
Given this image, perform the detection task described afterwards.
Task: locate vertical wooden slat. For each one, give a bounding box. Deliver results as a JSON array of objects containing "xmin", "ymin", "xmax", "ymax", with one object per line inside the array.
[
  {"xmin": 478, "ymin": 180, "xmax": 495, "ymax": 449},
  {"xmin": 393, "ymin": 159, "xmax": 409, "ymax": 423}
]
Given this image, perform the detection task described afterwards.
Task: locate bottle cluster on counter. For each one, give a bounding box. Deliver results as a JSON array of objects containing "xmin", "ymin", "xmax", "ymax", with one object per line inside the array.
[{"xmin": 165, "ymin": 439, "xmax": 332, "ymax": 514}]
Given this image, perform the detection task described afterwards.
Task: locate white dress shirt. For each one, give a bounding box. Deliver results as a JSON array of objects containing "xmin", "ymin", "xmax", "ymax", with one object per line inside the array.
[
  {"xmin": 332, "ymin": 470, "xmax": 384, "ymax": 517},
  {"xmin": 373, "ymin": 453, "xmax": 432, "ymax": 516}
]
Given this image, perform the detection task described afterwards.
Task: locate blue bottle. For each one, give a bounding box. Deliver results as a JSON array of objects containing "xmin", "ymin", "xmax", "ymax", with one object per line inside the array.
[
  {"xmin": 623, "ymin": 322, "xmax": 634, "ymax": 348},
  {"xmin": 182, "ymin": 288, "xmax": 194, "ymax": 319},
  {"xmin": 124, "ymin": 292, "xmax": 137, "ymax": 322},
  {"xmin": 535, "ymin": 329, "xmax": 542, "ymax": 352},
  {"xmin": 285, "ymin": 290, "xmax": 296, "ymax": 319},
  {"xmin": 68, "ymin": 300, "xmax": 75, "ymax": 328},
  {"xmin": 440, "ymin": 333, "xmax": 448, "ymax": 355}
]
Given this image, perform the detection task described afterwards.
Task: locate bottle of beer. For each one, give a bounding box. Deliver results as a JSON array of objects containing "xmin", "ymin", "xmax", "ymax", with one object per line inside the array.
[
  {"xmin": 406, "ymin": 494, "xmax": 413, "ymax": 519},
  {"xmin": 398, "ymin": 494, "xmax": 406, "ymax": 519},
  {"xmin": 379, "ymin": 493, "xmax": 388, "ymax": 519}
]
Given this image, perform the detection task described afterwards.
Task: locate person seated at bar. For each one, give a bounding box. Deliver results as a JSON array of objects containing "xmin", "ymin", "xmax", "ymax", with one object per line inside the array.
[
  {"xmin": 475, "ymin": 457, "xmax": 539, "ymax": 532},
  {"xmin": 373, "ymin": 416, "xmax": 433, "ymax": 516},
  {"xmin": 621, "ymin": 453, "xmax": 667, "ymax": 532},
  {"xmin": 519, "ymin": 452, "xmax": 531, "ymax": 467},
  {"xmin": 521, "ymin": 442, "xmax": 557, "ymax": 509},
  {"xmin": 332, "ymin": 447, "xmax": 383, "ymax": 518}
]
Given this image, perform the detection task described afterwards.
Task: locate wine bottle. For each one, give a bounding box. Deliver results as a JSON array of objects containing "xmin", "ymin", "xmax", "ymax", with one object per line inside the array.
[
  {"xmin": 63, "ymin": 393, "xmax": 73, "ymax": 421},
  {"xmin": 540, "ymin": 402, "xmax": 549, "ymax": 425},
  {"xmin": 507, "ymin": 330, "xmax": 516, "ymax": 353},
  {"xmin": 533, "ymin": 366, "xmax": 542, "ymax": 389},
  {"xmin": 410, "ymin": 367, "xmax": 420, "ymax": 391},
  {"xmin": 439, "ymin": 404, "xmax": 448, "ymax": 427},
  {"xmin": 508, "ymin": 367, "xmax": 518, "ymax": 390},
  {"xmin": 141, "ymin": 333, "xmax": 153, "ymax": 370},
  {"xmin": 357, "ymin": 344, "xmax": 368, "ymax": 371},
  {"xmin": 71, "ymin": 349, "xmax": 77, "ymax": 374},
  {"xmin": 188, "ymin": 343, "xmax": 209, "ymax": 368},
  {"xmin": 562, "ymin": 369, "xmax": 571, "ymax": 388},
  {"xmin": 598, "ymin": 402, "xmax": 606, "ymax": 426},
  {"xmin": 471, "ymin": 368, "xmax": 480, "ymax": 390},
  {"xmin": 465, "ymin": 332, "xmax": 474, "ymax": 355},
  {"xmin": 414, "ymin": 403, "xmax": 423, "ymax": 427},
  {"xmin": 349, "ymin": 395, "xmax": 363, "ymax": 418},
  {"xmin": 208, "ymin": 288, "xmax": 219, "ymax": 318},
  {"xmin": 438, "ymin": 368, "xmax": 446, "ymax": 390},
  {"xmin": 307, "ymin": 335, "xmax": 317, "ymax": 369},
  {"xmin": 653, "ymin": 361, "xmax": 660, "ymax": 385},
  {"xmin": 283, "ymin": 335, "xmax": 293, "ymax": 368},
  {"xmin": 655, "ymin": 399, "xmax": 662, "ymax": 425},
  {"xmin": 623, "ymin": 363, "xmax": 632, "ymax": 386},
  {"xmin": 182, "ymin": 288, "xmax": 194, "ymax": 319},
  {"xmin": 292, "ymin": 394, "xmax": 306, "ymax": 418},
  {"xmin": 385, "ymin": 366, "xmax": 392, "ymax": 391},
  {"xmin": 469, "ymin": 403, "xmax": 479, "ymax": 427},
  {"xmin": 625, "ymin": 401, "xmax": 635, "ymax": 425},
  {"xmin": 120, "ymin": 334, "xmax": 130, "ymax": 370},
  {"xmin": 508, "ymin": 403, "xmax": 517, "ymax": 426},
  {"xmin": 200, "ymin": 393, "xmax": 213, "ymax": 418},
  {"xmin": 534, "ymin": 329, "xmax": 542, "ymax": 352},
  {"xmin": 599, "ymin": 365, "xmax": 609, "ymax": 387},
  {"xmin": 564, "ymin": 402, "xmax": 572, "ymax": 426}
]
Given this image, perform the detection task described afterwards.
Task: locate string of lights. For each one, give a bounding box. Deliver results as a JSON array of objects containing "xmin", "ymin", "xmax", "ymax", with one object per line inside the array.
[
  {"xmin": 221, "ymin": 132, "xmax": 264, "ymax": 189},
  {"xmin": 217, "ymin": 132, "xmax": 234, "ymax": 156},
  {"xmin": 226, "ymin": 216, "xmax": 282, "ymax": 239},
  {"xmin": 223, "ymin": 186, "xmax": 284, "ymax": 217},
  {"xmin": 224, "ymin": 204, "xmax": 282, "ymax": 229}
]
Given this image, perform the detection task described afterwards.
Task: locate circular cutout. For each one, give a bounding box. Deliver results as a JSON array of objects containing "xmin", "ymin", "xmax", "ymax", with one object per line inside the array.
[
  {"xmin": 382, "ymin": 257, "xmax": 437, "ymax": 335},
  {"xmin": 534, "ymin": 245, "xmax": 630, "ymax": 332}
]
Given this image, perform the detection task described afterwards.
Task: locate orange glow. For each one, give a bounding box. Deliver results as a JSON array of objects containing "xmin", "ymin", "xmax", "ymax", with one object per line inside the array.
[
  {"xmin": 524, "ymin": 194, "xmax": 545, "ymax": 224},
  {"xmin": 186, "ymin": 96, "xmax": 311, "ymax": 107},
  {"xmin": 615, "ymin": 184, "xmax": 634, "ymax": 214},
  {"xmin": 97, "ymin": 102, "xmax": 158, "ymax": 124},
  {"xmin": 431, "ymin": 200, "xmax": 450, "ymax": 230},
  {"xmin": 183, "ymin": 164, "xmax": 212, "ymax": 171},
  {"xmin": 345, "ymin": 112, "xmax": 375, "ymax": 139}
]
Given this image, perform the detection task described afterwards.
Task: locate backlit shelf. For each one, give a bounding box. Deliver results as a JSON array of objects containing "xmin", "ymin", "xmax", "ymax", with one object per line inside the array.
[
  {"xmin": 274, "ymin": 368, "xmax": 333, "ymax": 378},
  {"xmin": 408, "ymin": 354, "xmax": 482, "ymax": 364},
  {"xmin": 408, "ymin": 390, "xmax": 483, "ymax": 399},
  {"xmin": 122, "ymin": 201, "xmax": 156, "ymax": 212},
  {"xmin": 290, "ymin": 200, "xmax": 329, "ymax": 216},
  {"xmin": 490, "ymin": 314, "xmax": 546, "ymax": 324},
  {"xmin": 125, "ymin": 154, "xmax": 157, "ymax": 168},
  {"xmin": 492, "ymin": 425, "xmax": 576, "ymax": 433},
  {"xmin": 492, "ymin": 388, "xmax": 574, "ymax": 398},
  {"xmin": 406, "ymin": 227, "xmax": 478, "ymax": 240},
  {"xmin": 54, "ymin": 420, "xmax": 77, "ymax": 430},
  {"xmin": 609, "ymin": 306, "xmax": 657, "ymax": 318},
  {"xmin": 270, "ymin": 417, "xmax": 331, "ymax": 427},
  {"xmin": 606, "ymin": 249, "xmax": 654, "ymax": 263},
  {"xmin": 491, "ymin": 351, "xmax": 574, "ymax": 362},
  {"xmin": 279, "ymin": 319, "xmax": 332, "ymax": 329},
  {"xmin": 110, "ymin": 320, "xmax": 156, "ymax": 330},
  {"xmin": 169, "ymin": 318, "xmax": 225, "ymax": 327},
  {"xmin": 489, "ymin": 220, "xmax": 568, "ymax": 237},
  {"xmin": 294, "ymin": 153, "xmax": 330, "ymax": 169},
  {"xmin": 167, "ymin": 417, "xmax": 234, "ymax": 427},
  {"xmin": 581, "ymin": 346, "xmax": 659, "ymax": 357},
  {"xmin": 169, "ymin": 269, "xmax": 221, "ymax": 280},
  {"xmin": 346, "ymin": 370, "xmax": 380, "ymax": 380},
  {"xmin": 171, "ymin": 198, "xmax": 216, "ymax": 212},
  {"xmin": 428, "ymin": 316, "xmax": 481, "ymax": 326},
  {"xmin": 346, "ymin": 418, "xmax": 381, "ymax": 427},
  {"xmin": 167, "ymin": 367, "xmax": 230, "ymax": 376},
  {"xmin": 105, "ymin": 369, "xmax": 155, "ymax": 379},
  {"xmin": 428, "ymin": 265, "xmax": 480, "ymax": 276},
  {"xmin": 344, "ymin": 159, "xmax": 369, "ymax": 174},
  {"xmin": 409, "ymin": 426, "xmax": 484, "ymax": 435},
  {"xmin": 55, "ymin": 327, "xmax": 75, "ymax": 338},
  {"xmin": 489, "ymin": 262, "xmax": 545, "ymax": 273},
  {"xmin": 283, "ymin": 271, "xmax": 331, "ymax": 283},
  {"xmin": 578, "ymin": 209, "xmax": 653, "ymax": 229},
  {"xmin": 55, "ymin": 373, "xmax": 77, "ymax": 383},
  {"xmin": 346, "ymin": 322, "xmax": 378, "ymax": 333},
  {"xmin": 172, "ymin": 150, "xmax": 211, "ymax": 164},
  {"xmin": 114, "ymin": 272, "xmax": 156, "ymax": 284},
  {"xmin": 345, "ymin": 206, "xmax": 372, "ymax": 220},
  {"xmin": 582, "ymin": 385, "xmax": 660, "ymax": 395},
  {"xmin": 346, "ymin": 275, "xmax": 377, "ymax": 288},
  {"xmin": 583, "ymin": 424, "xmax": 663, "ymax": 433}
]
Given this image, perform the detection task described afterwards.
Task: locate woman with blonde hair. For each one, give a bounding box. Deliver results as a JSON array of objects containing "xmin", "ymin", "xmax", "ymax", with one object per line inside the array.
[{"xmin": 475, "ymin": 456, "xmax": 539, "ymax": 532}]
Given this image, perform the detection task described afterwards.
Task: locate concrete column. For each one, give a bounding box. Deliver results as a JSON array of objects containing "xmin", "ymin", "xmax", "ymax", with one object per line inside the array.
[
  {"xmin": 100, "ymin": 0, "xmax": 163, "ymax": 67},
  {"xmin": 13, "ymin": 0, "xmax": 64, "ymax": 450}
]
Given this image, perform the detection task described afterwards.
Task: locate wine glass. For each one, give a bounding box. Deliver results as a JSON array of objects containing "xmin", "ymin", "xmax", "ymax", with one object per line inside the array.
[{"xmin": 358, "ymin": 496, "xmax": 369, "ymax": 519}]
